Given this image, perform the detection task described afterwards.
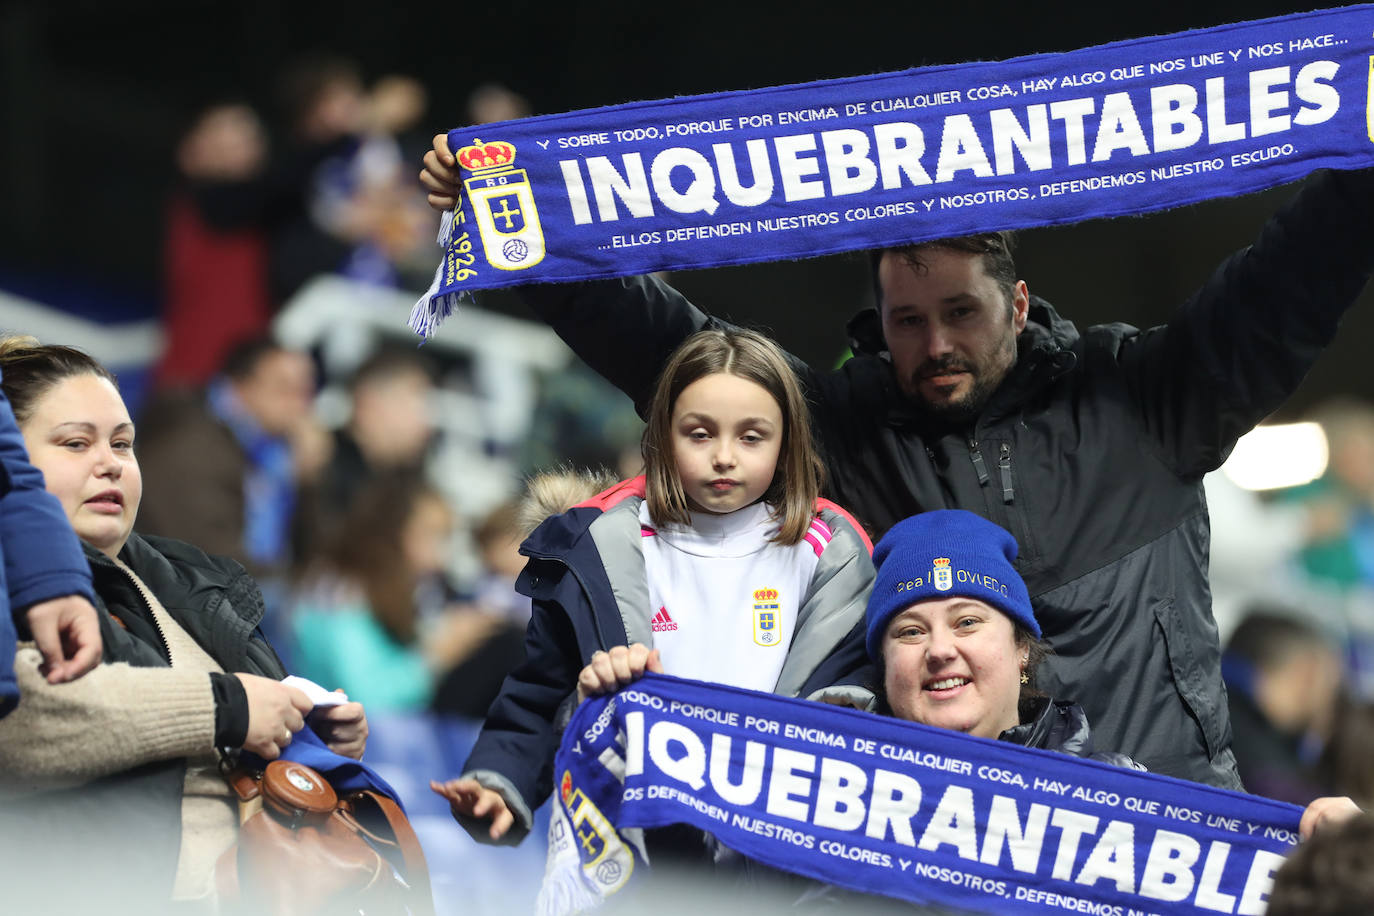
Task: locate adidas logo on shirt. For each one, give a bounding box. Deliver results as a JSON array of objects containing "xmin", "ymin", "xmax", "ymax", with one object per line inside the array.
[{"xmin": 651, "ymin": 606, "xmax": 678, "ymax": 632}]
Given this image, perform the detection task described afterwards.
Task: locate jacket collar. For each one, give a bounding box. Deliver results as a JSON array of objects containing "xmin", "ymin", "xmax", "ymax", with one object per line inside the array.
[
  {"xmin": 1000, "ymin": 696, "xmax": 1095, "ymax": 757},
  {"xmin": 85, "ymin": 533, "xmax": 265, "ymax": 632}
]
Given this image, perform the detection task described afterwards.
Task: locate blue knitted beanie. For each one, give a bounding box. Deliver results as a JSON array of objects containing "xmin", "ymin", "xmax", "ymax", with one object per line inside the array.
[{"xmin": 865, "ymin": 510, "xmax": 1039, "ymax": 660}]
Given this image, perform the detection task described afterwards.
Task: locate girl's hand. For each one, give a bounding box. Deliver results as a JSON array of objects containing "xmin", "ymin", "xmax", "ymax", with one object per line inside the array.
[
  {"xmin": 1299, "ymin": 795, "xmax": 1362, "ymax": 840},
  {"xmin": 431, "ymin": 778, "xmax": 514, "ymax": 840},
  {"xmin": 576, "ymin": 644, "xmax": 663, "ymax": 704}
]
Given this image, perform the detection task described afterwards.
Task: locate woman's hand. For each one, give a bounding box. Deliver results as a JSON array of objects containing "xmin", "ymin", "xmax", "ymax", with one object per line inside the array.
[
  {"xmin": 235, "ymin": 674, "xmax": 313, "ymax": 760},
  {"xmin": 1299, "ymin": 795, "xmax": 1362, "ymax": 840},
  {"xmin": 309, "ymin": 693, "xmax": 368, "ymax": 760},
  {"xmin": 576, "ymin": 644, "xmax": 663, "ymax": 704},
  {"xmin": 430, "ymin": 778, "xmax": 514, "ymax": 840}
]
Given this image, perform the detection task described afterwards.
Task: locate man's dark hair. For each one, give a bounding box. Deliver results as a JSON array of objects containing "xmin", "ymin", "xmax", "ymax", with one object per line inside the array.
[
  {"xmin": 349, "ymin": 346, "xmax": 435, "ymax": 395},
  {"xmin": 869, "ymin": 231, "xmax": 1019, "ymax": 312},
  {"xmin": 1225, "ymin": 608, "xmax": 1331, "ymax": 672},
  {"xmin": 219, "ymin": 335, "xmax": 283, "ymax": 382}
]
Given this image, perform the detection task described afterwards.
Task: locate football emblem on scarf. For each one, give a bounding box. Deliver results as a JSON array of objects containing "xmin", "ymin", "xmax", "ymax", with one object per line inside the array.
[{"xmin": 458, "ymin": 139, "xmax": 547, "ymax": 271}]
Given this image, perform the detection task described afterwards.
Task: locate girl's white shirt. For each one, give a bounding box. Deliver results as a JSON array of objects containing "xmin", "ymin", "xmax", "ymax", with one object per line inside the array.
[{"xmin": 639, "ymin": 500, "xmax": 822, "ymax": 692}]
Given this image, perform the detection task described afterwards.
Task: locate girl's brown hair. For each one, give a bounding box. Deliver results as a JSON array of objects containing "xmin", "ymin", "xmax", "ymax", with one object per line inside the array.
[
  {"xmin": 0, "ymin": 336, "xmax": 119, "ymax": 424},
  {"xmin": 323, "ymin": 472, "xmax": 448, "ymax": 644},
  {"xmin": 642, "ymin": 328, "xmax": 822, "ymax": 546}
]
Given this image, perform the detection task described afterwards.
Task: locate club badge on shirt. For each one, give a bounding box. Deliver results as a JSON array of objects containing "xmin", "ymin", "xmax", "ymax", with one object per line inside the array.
[{"xmin": 753, "ymin": 588, "xmax": 781, "ymax": 647}]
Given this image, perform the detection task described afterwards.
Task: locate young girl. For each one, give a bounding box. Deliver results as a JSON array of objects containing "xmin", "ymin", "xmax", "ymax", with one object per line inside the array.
[{"xmin": 432, "ymin": 328, "xmax": 874, "ymax": 844}]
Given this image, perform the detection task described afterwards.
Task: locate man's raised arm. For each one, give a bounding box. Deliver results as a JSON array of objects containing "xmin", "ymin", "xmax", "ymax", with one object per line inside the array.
[{"xmin": 1117, "ymin": 167, "xmax": 1374, "ymax": 478}]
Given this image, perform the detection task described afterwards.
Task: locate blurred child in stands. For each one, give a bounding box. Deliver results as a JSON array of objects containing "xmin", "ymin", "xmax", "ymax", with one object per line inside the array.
[{"xmin": 291, "ymin": 473, "xmax": 459, "ymax": 711}]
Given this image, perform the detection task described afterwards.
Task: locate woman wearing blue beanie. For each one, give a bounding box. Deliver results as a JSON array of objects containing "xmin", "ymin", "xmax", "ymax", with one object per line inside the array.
[
  {"xmin": 863, "ymin": 513, "xmax": 1362, "ymax": 834},
  {"xmin": 866, "ymin": 510, "xmax": 1134, "ymax": 761}
]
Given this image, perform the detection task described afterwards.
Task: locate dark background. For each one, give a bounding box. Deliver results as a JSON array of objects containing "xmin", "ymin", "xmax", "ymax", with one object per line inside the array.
[{"xmin": 2, "ymin": 0, "xmax": 1368, "ymax": 417}]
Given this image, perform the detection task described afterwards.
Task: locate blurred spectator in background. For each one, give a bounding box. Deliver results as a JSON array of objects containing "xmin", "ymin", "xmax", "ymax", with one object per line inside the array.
[
  {"xmin": 517, "ymin": 361, "xmax": 644, "ymax": 480},
  {"xmin": 156, "ymin": 102, "xmax": 273, "ymax": 390},
  {"xmin": 269, "ymin": 54, "xmax": 367, "ymax": 302},
  {"xmin": 431, "ymin": 500, "xmax": 530, "ymax": 719},
  {"xmin": 291, "ymin": 473, "xmax": 479, "ymax": 712},
  {"xmin": 1267, "ymin": 809, "xmax": 1374, "ymax": 916},
  {"xmin": 136, "ymin": 337, "xmax": 327, "ymax": 579},
  {"xmin": 279, "ymin": 56, "xmax": 434, "ymax": 297},
  {"xmin": 1317, "ymin": 694, "xmax": 1374, "ymax": 809},
  {"xmin": 1287, "ymin": 398, "xmax": 1374, "ymax": 593},
  {"xmin": 1224, "ymin": 607, "xmax": 1344, "ymax": 804},
  {"xmin": 465, "ymin": 82, "xmax": 531, "ymax": 126},
  {"xmin": 308, "ymin": 346, "xmax": 436, "ymax": 551},
  {"xmin": 1204, "ymin": 471, "xmax": 1307, "ymax": 641}
]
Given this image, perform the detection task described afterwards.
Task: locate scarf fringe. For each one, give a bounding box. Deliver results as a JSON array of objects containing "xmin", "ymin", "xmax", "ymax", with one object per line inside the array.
[{"xmin": 408, "ymin": 211, "xmax": 462, "ymax": 340}]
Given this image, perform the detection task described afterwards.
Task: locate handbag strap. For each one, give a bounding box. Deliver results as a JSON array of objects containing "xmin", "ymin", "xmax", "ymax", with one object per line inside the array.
[{"xmin": 361, "ymin": 790, "xmax": 435, "ymax": 916}]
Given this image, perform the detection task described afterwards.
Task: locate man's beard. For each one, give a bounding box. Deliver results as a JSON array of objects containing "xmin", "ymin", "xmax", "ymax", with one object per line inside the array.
[
  {"xmin": 905, "ymin": 351, "xmax": 1008, "ymax": 428},
  {"xmin": 909, "ymin": 375, "xmax": 996, "ymax": 427}
]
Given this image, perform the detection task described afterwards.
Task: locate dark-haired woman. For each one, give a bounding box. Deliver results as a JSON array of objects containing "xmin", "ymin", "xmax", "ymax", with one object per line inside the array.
[{"xmin": 0, "ymin": 336, "xmax": 367, "ymax": 909}]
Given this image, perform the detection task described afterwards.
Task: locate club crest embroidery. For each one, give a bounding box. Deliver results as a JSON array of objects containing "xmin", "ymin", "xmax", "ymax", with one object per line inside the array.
[
  {"xmin": 933, "ymin": 557, "xmax": 953, "ymax": 592},
  {"xmin": 753, "ymin": 588, "xmax": 780, "ymax": 647},
  {"xmin": 457, "ymin": 139, "xmax": 547, "ymax": 271},
  {"xmin": 560, "ymin": 770, "xmax": 634, "ymax": 891}
]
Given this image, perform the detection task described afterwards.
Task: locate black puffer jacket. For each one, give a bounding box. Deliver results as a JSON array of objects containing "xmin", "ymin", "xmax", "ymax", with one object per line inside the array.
[
  {"xmin": 1001, "ymin": 697, "xmax": 1142, "ymax": 770},
  {"xmin": 516, "ymin": 169, "xmax": 1374, "ymax": 788},
  {"xmin": 91, "ymin": 532, "xmax": 287, "ymax": 679},
  {"xmin": 1, "ymin": 533, "xmax": 286, "ymax": 907}
]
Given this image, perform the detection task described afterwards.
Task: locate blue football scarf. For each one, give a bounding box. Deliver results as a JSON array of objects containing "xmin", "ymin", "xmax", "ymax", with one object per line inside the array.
[
  {"xmin": 546, "ymin": 674, "xmax": 1301, "ymax": 916},
  {"xmin": 412, "ymin": 5, "xmax": 1374, "ymax": 337},
  {"xmin": 242, "ymin": 725, "xmax": 403, "ymax": 811}
]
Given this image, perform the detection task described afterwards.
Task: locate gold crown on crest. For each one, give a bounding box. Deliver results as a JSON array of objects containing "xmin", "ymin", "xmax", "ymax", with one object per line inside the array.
[
  {"xmin": 932, "ymin": 557, "xmax": 951, "ymax": 568},
  {"xmin": 457, "ymin": 139, "xmax": 517, "ymax": 171}
]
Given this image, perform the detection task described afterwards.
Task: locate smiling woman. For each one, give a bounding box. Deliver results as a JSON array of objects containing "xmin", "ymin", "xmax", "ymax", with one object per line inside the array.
[{"xmin": 865, "ymin": 510, "xmax": 1128, "ymax": 759}]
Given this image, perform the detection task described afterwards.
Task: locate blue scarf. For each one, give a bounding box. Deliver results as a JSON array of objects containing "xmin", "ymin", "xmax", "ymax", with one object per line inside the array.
[
  {"xmin": 241, "ymin": 724, "xmax": 403, "ymax": 811},
  {"xmin": 207, "ymin": 379, "xmax": 296, "ymax": 568},
  {"xmin": 413, "ymin": 5, "xmax": 1374, "ymax": 337},
  {"xmin": 548, "ymin": 674, "xmax": 1301, "ymax": 915}
]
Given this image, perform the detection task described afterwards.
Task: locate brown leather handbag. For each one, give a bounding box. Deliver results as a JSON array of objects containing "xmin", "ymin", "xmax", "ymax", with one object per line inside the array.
[{"xmin": 217, "ymin": 759, "xmax": 435, "ymax": 916}]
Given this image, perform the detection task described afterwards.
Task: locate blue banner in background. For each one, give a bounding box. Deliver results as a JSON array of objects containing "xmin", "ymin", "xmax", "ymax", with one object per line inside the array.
[
  {"xmin": 414, "ymin": 5, "xmax": 1374, "ymax": 335},
  {"xmin": 551, "ymin": 674, "xmax": 1301, "ymax": 915}
]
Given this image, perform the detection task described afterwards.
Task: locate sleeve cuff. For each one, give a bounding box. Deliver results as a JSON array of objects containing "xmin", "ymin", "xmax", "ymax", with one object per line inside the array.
[{"xmin": 210, "ymin": 672, "xmax": 249, "ymax": 748}]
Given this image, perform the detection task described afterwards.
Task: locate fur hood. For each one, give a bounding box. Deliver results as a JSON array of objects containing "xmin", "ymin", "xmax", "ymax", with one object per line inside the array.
[{"xmin": 516, "ymin": 467, "xmax": 622, "ymax": 537}]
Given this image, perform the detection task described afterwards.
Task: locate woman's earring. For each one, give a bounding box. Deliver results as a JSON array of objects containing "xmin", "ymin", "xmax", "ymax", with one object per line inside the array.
[
  {"xmin": 1020, "ymin": 654, "xmax": 1030, "ymax": 684},
  {"xmin": 1020, "ymin": 671, "xmax": 1030, "ymax": 685}
]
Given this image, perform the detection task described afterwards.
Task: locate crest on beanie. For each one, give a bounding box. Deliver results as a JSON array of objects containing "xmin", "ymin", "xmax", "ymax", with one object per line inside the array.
[{"xmin": 933, "ymin": 557, "xmax": 952, "ymax": 592}]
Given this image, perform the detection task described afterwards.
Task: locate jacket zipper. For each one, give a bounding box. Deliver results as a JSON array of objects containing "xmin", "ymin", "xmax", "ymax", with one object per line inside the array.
[
  {"xmin": 998, "ymin": 443, "xmax": 1015, "ymax": 504},
  {"xmin": 119, "ymin": 563, "xmax": 174, "ymax": 665},
  {"xmin": 967, "ymin": 438, "xmax": 990, "ymax": 486}
]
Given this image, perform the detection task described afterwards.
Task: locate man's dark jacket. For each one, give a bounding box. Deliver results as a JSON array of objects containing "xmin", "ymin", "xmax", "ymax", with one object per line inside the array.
[
  {"xmin": 0, "ymin": 533, "xmax": 286, "ymax": 906},
  {"xmin": 513, "ymin": 168, "xmax": 1374, "ymax": 788}
]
